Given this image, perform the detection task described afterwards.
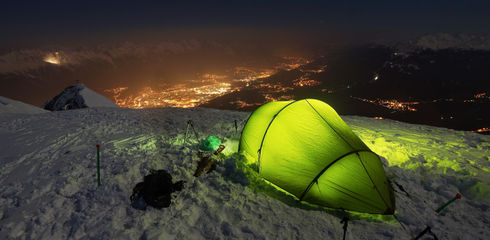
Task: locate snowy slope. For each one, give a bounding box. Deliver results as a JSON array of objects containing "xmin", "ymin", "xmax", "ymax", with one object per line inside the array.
[
  {"xmin": 79, "ymin": 86, "xmax": 119, "ymax": 108},
  {"xmin": 0, "ymin": 107, "xmax": 488, "ymax": 239},
  {"xmin": 0, "ymin": 96, "xmax": 48, "ymax": 114}
]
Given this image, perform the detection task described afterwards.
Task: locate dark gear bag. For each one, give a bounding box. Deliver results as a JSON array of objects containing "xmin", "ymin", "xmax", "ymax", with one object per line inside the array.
[{"xmin": 130, "ymin": 169, "xmax": 184, "ymax": 210}]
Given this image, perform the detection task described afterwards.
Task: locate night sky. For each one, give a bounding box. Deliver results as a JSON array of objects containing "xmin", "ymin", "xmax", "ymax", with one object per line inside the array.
[{"xmin": 2, "ymin": 1, "xmax": 490, "ymax": 47}]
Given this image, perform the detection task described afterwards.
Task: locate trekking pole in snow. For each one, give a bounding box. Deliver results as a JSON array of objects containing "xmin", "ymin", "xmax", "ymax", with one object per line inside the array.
[
  {"xmin": 413, "ymin": 225, "xmax": 439, "ymax": 240},
  {"xmin": 96, "ymin": 144, "xmax": 101, "ymax": 187},
  {"xmin": 183, "ymin": 120, "xmax": 200, "ymax": 145},
  {"xmin": 435, "ymin": 193, "xmax": 462, "ymax": 213},
  {"xmin": 234, "ymin": 119, "xmax": 238, "ymax": 134},
  {"xmin": 189, "ymin": 120, "xmax": 200, "ymax": 142},
  {"xmin": 340, "ymin": 216, "xmax": 349, "ymax": 240},
  {"xmin": 184, "ymin": 120, "xmax": 191, "ymax": 145}
]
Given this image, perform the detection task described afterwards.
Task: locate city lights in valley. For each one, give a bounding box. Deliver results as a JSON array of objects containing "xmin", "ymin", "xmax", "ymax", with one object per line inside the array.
[
  {"xmin": 352, "ymin": 97, "xmax": 419, "ymax": 112},
  {"xmin": 473, "ymin": 127, "xmax": 490, "ymax": 133},
  {"xmin": 107, "ymin": 82, "xmax": 232, "ymax": 108},
  {"xmin": 108, "ymin": 56, "xmax": 313, "ymax": 108},
  {"xmin": 293, "ymin": 74, "xmax": 321, "ymax": 87}
]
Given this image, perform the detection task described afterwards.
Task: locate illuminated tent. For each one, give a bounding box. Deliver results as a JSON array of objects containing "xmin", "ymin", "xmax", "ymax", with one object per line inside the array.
[{"xmin": 239, "ymin": 99, "xmax": 395, "ymax": 214}]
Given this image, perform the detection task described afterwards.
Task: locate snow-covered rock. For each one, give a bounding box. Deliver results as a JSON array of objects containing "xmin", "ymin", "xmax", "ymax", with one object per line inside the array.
[
  {"xmin": 0, "ymin": 96, "xmax": 48, "ymax": 114},
  {"xmin": 42, "ymin": 84, "xmax": 119, "ymax": 111},
  {"xmin": 0, "ymin": 107, "xmax": 488, "ymax": 239}
]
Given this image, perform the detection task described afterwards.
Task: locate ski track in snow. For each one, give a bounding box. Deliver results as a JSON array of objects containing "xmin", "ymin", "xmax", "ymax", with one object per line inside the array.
[{"xmin": 0, "ymin": 107, "xmax": 489, "ymax": 239}]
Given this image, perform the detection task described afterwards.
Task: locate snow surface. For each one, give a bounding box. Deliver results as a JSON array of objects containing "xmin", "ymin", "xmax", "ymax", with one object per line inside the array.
[
  {"xmin": 0, "ymin": 96, "xmax": 48, "ymax": 114},
  {"xmin": 78, "ymin": 87, "xmax": 119, "ymax": 109},
  {"xmin": 0, "ymin": 107, "xmax": 489, "ymax": 239}
]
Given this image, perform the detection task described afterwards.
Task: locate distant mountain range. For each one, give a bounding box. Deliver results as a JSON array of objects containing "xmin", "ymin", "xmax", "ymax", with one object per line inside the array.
[{"xmin": 201, "ymin": 45, "xmax": 490, "ymax": 133}]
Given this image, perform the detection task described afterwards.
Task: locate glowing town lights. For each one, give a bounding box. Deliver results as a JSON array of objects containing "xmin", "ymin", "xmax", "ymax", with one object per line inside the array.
[
  {"xmin": 43, "ymin": 52, "xmax": 61, "ymax": 65},
  {"xmin": 264, "ymin": 94, "xmax": 294, "ymax": 102},
  {"xmin": 352, "ymin": 97, "xmax": 419, "ymax": 112},
  {"xmin": 373, "ymin": 74, "xmax": 379, "ymax": 81},
  {"xmin": 255, "ymin": 83, "xmax": 293, "ymax": 92},
  {"xmin": 473, "ymin": 127, "xmax": 490, "ymax": 133},
  {"xmin": 201, "ymin": 73, "xmax": 227, "ymax": 80},
  {"xmin": 279, "ymin": 56, "xmax": 311, "ymax": 71},
  {"xmin": 302, "ymin": 65, "xmax": 327, "ymax": 73},
  {"xmin": 293, "ymin": 76, "xmax": 321, "ymax": 87},
  {"xmin": 107, "ymin": 82, "xmax": 233, "ymax": 109},
  {"xmin": 233, "ymin": 67, "xmax": 274, "ymax": 83},
  {"xmin": 107, "ymin": 56, "xmax": 313, "ymax": 109},
  {"xmin": 475, "ymin": 92, "xmax": 487, "ymax": 98}
]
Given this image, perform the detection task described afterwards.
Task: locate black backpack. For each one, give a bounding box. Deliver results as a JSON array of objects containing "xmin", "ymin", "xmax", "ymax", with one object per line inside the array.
[{"xmin": 130, "ymin": 169, "xmax": 184, "ymax": 210}]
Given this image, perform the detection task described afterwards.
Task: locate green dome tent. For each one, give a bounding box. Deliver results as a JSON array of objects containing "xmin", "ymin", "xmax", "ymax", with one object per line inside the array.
[{"xmin": 239, "ymin": 99, "xmax": 395, "ymax": 214}]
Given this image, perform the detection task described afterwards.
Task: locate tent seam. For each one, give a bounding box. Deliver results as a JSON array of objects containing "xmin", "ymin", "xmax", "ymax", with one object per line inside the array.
[
  {"xmin": 325, "ymin": 178, "xmax": 385, "ymax": 211},
  {"xmin": 356, "ymin": 152, "xmax": 392, "ymax": 213},
  {"xmin": 257, "ymin": 100, "xmax": 298, "ymax": 173},
  {"xmin": 304, "ymin": 99, "xmax": 357, "ymax": 150},
  {"xmin": 302, "ymin": 99, "xmax": 390, "ymax": 211},
  {"xmin": 299, "ymin": 149, "xmax": 373, "ymax": 201}
]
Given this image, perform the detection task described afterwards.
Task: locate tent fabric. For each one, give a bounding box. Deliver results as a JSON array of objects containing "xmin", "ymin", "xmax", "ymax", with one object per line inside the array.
[{"xmin": 239, "ymin": 99, "xmax": 395, "ymax": 214}]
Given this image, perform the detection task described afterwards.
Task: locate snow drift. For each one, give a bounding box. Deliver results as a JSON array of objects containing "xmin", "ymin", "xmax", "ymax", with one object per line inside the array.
[
  {"xmin": 0, "ymin": 106, "xmax": 489, "ymax": 239},
  {"xmin": 0, "ymin": 96, "xmax": 47, "ymax": 114}
]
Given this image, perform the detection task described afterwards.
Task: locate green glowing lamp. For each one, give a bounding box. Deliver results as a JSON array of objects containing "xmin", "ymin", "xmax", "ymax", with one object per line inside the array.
[
  {"xmin": 199, "ymin": 136, "xmax": 222, "ymax": 152},
  {"xmin": 239, "ymin": 99, "xmax": 395, "ymax": 214}
]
